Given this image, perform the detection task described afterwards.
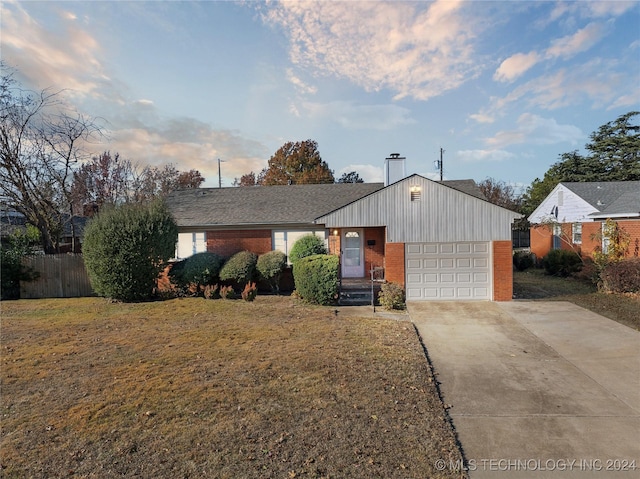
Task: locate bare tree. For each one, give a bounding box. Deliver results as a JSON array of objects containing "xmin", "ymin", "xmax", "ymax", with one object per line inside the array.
[
  {"xmin": 1, "ymin": 66, "xmax": 102, "ymax": 253},
  {"xmin": 477, "ymin": 177, "xmax": 522, "ymax": 211}
]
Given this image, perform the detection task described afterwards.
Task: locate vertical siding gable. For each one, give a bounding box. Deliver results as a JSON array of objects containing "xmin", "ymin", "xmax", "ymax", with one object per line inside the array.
[
  {"xmin": 315, "ymin": 175, "xmax": 520, "ymax": 242},
  {"xmin": 528, "ymin": 184, "xmax": 598, "ymax": 224}
]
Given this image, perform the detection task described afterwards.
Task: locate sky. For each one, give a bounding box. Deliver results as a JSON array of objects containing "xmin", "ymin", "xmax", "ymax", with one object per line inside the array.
[{"xmin": 2, "ymin": 1, "xmax": 639, "ymax": 191}]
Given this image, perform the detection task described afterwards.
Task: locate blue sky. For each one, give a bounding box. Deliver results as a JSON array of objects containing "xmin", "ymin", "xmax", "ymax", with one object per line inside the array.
[{"xmin": 2, "ymin": 1, "xmax": 639, "ymax": 190}]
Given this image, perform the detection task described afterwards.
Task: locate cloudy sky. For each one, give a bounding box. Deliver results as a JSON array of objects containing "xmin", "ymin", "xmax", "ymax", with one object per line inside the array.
[{"xmin": 2, "ymin": 1, "xmax": 638, "ymax": 190}]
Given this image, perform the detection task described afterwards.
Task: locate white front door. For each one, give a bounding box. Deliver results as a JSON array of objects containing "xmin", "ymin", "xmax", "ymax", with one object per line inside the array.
[{"xmin": 341, "ymin": 229, "xmax": 364, "ymax": 278}]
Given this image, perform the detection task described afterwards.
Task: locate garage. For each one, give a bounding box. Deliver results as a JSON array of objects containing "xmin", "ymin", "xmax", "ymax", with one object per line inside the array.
[{"xmin": 405, "ymin": 242, "xmax": 491, "ymax": 300}]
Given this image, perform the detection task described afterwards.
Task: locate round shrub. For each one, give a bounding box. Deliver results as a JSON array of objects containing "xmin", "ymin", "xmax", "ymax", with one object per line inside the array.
[
  {"xmin": 83, "ymin": 201, "xmax": 178, "ymax": 301},
  {"xmin": 257, "ymin": 250, "xmax": 287, "ymax": 293},
  {"xmin": 542, "ymin": 249, "xmax": 582, "ymax": 277},
  {"xmin": 169, "ymin": 252, "xmax": 223, "ymax": 294},
  {"xmin": 378, "ymin": 282, "xmax": 406, "ymax": 310},
  {"xmin": 292, "ymin": 254, "xmax": 339, "ymax": 305},
  {"xmin": 513, "ymin": 251, "xmax": 534, "ymax": 271},
  {"xmin": 289, "ymin": 234, "xmax": 327, "ymax": 265},
  {"xmin": 219, "ymin": 251, "xmax": 257, "ymax": 288},
  {"xmin": 600, "ymin": 258, "xmax": 640, "ymax": 293}
]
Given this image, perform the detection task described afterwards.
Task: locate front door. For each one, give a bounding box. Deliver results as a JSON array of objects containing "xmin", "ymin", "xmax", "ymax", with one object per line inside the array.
[{"xmin": 341, "ymin": 229, "xmax": 364, "ymax": 278}]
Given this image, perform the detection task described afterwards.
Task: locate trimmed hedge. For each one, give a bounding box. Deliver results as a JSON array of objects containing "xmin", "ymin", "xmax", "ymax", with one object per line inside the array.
[
  {"xmin": 292, "ymin": 254, "xmax": 339, "ymax": 305},
  {"xmin": 600, "ymin": 258, "xmax": 640, "ymax": 293},
  {"xmin": 542, "ymin": 249, "xmax": 582, "ymax": 277},
  {"xmin": 289, "ymin": 234, "xmax": 327, "ymax": 265},
  {"xmin": 169, "ymin": 252, "xmax": 223, "ymax": 294},
  {"xmin": 378, "ymin": 282, "xmax": 405, "ymax": 310},
  {"xmin": 257, "ymin": 250, "xmax": 287, "ymax": 293},
  {"xmin": 83, "ymin": 201, "xmax": 178, "ymax": 302},
  {"xmin": 219, "ymin": 251, "xmax": 257, "ymax": 288}
]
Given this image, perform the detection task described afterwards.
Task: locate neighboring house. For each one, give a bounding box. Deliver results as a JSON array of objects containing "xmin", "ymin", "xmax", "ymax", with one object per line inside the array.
[
  {"xmin": 166, "ymin": 169, "xmax": 521, "ymax": 301},
  {"xmin": 528, "ymin": 181, "xmax": 640, "ymax": 260}
]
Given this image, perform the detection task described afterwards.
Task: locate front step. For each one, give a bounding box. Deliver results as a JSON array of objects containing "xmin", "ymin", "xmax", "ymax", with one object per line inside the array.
[{"xmin": 339, "ymin": 289, "xmax": 373, "ymax": 306}]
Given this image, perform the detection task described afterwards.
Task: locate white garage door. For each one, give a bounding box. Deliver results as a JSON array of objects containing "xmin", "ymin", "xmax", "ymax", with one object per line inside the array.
[{"xmin": 405, "ymin": 242, "xmax": 491, "ymax": 300}]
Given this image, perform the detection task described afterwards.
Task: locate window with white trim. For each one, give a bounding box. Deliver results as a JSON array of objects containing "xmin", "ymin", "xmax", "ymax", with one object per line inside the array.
[
  {"xmin": 572, "ymin": 223, "xmax": 582, "ymax": 244},
  {"xmin": 272, "ymin": 230, "xmax": 327, "ymax": 263},
  {"xmin": 176, "ymin": 232, "xmax": 207, "ymax": 259}
]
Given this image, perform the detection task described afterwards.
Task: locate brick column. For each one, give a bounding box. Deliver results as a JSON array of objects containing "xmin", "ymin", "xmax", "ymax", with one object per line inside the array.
[
  {"xmin": 493, "ymin": 240, "xmax": 513, "ymax": 301},
  {"xmin": 385, "ymin": 242, "xmax": 405, "ymax": 287}
]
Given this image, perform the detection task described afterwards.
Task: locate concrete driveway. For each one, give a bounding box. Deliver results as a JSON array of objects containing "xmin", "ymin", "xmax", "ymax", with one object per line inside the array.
[{"xmin": 408, "ymin": 301, "xmax": 640, "ymax": 478}]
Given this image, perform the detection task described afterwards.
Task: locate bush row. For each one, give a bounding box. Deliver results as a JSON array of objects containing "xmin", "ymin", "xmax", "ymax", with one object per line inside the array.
[
  {"xmin": 600, "ymin": 258, "xmax": 640, "ymax": 294},
  {"xmin": 169, "ymin": 250, "xmax": 283, "ymax": 298}
]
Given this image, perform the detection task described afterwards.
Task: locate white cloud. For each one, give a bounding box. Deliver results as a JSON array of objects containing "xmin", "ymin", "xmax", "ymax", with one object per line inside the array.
[
  {"xmin": 457, "ymin": 150, "xmax": 516, "ymax": 163},
  {"xmin": 301, "ymin": 101, "xmax": 415, "ymax": 130},
  {"xmin": 485, "ymin": 113, "xmax": 583, "ymax": 149},
  {"xmin": 1, "ymin": 2, "xmax": 107, "ymax": 99},
  {"xmin": 546, "ymin": 22, "xmax": 608, "ymax": 59},
  {"xmin": 286, "ymin": 68, "xmax": 317, "ymax": 95},
  {"xmin": 494, "ymin": 52, "xmax": 542, "ymax": 83},
  {"xmin": 338, "ymin": 164, "xmax": 384, "ymax": 183},
  {"xmin": 262, "ymin": 1, "xmax": 481, "ymax": 101}
]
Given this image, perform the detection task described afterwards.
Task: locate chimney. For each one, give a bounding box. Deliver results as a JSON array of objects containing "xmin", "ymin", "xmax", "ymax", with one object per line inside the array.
[{"xmin": 384, "ymin": 153, "xmax": 406, "ymax": 186}]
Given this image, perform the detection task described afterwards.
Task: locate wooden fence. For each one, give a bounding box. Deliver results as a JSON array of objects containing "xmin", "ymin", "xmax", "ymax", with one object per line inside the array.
[{"xmin": 20, "ymin": 254, "xmax": 95, "ymax": 299}]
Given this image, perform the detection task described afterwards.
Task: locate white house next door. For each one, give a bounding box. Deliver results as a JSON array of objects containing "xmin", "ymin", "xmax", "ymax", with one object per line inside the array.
[{"xmin": 341, "ymin": 229, "xmax": 364, "ymax": 278}]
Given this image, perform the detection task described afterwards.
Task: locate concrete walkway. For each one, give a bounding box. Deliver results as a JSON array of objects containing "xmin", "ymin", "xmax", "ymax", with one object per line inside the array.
[{"xmin": 408, "ymin": 301, "xmax": 640, "ymax": 478}]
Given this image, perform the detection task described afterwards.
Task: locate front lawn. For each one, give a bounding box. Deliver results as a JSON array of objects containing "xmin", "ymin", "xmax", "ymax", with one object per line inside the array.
[
  {"xmin": 1, "ymin": 297, "xmax": 465, "ymax": 478},
  {"xmin": 513, "ymin": 268, "xmax": 640, "ymax": 331}
]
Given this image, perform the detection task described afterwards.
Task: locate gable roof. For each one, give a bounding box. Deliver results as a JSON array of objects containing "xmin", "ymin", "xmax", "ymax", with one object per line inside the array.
[
  {"xmin": 165, "ymin": 183, "xmax": 384, "ymax": 228},
  {"xmin": 314, "ymin": 174, "xmax": 521, "ymax": 243}
]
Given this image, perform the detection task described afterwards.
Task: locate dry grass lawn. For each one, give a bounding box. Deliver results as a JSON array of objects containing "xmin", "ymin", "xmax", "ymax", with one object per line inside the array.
[{"xmin": 1, "ymin": 296, "xmax": 465, "ymax": 478}]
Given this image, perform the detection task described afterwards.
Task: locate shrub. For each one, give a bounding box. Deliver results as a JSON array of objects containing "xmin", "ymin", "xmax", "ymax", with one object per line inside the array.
[
  {"xmin": 513, "ymin": 251, "xmax": 534, "ymax": 271},
  {"xmin": 600, "ymin": 258, "xmax": 640, "ymax": 293},
  {"xmin": 204, "ymin": 284, "xmax": 220, "ymax": 300},
  {"xmin": 219, "ymin": 251, "xmax": 257, "ymax": 288},
  {"xmin": 241, "ymin": 282, "xmax": 258, "ymax": 302},
  {"xmin": 289, "ymin": 234, "xmax": 327, "ymax": 265},
  {"xmin": 169, "ymin": 252, "xmax": 223, "ymax": 294},
  {"xmin": 257, "ymin": 250, "xmax": 287, "ymax": 293},
  {"xmin": 542, "ymin": 249, "xmax": 582, "ymax": 277},
  {"xmin": 83, "ymin": 201, "xmax": 178, "ymax": 301},
  {"xmin": 0, "ymin": 225, "xmax": 40, "ymax": 300},
  {"xmin": 378, "ymin": 282, "xmax": 406, "ymax": 310},
  {"xmin": 220, "ymin": 285, "xmax": 236, "ymax": 299},
  {"xmin": 292, "ymin": 254, "xmax": 339, "ymax": 305}
]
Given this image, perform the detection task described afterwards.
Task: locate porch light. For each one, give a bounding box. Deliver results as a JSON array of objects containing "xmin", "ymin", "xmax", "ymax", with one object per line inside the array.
[{"xmin": 333, "ymin": 229, "xmax": 339, "ymax": 236}]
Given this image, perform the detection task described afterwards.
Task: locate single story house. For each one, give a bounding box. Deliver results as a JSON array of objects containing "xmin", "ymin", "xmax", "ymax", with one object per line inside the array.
[
  {"xmin": 165, "ymin": 173, "xmax": 521, "ymax": 301},
  {"xmin": 528, "ymin": 181, "xmax": 640, "ymax": 260}
]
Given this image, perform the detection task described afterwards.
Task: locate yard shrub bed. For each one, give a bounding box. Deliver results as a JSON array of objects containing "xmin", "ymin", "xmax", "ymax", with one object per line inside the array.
[
  {"xmin": 600, "ymin": 258, "xmax": 640, "ymax": 293},
  {"xmin": 219, "ymin": 250, "xmax": 257, "ymax": 289}
]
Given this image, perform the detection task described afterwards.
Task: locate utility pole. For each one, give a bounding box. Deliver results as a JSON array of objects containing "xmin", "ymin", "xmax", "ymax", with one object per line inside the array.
[
  {"xmin": 218, "ymin": 158, "xmax": 224, "ymax": 188},
  {"xmin": 434, "ymin": 148, "xmax": 444, "ymax": 181}
]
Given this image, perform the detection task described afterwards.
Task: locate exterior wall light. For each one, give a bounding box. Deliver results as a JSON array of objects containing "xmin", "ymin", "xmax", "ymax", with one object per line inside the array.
[{"xmin": 410, "ymin": 185, "xmax": 422, "ymax": 201}]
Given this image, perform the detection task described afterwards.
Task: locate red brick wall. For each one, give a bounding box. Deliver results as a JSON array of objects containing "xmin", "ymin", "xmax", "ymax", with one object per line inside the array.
[
  {"xmin": 530, "ymin": 225, "xmax": 552, "ymax": 260},
  {"xmin": 623, "ymin": 220, "xmax": 640, "ymax": 257},
  {"xmin": 328, "ymin": 231, "xmax": 340, "ymax": 256},
  {"xmin": 206, "ymin": 229, "xmax": 272, "ymax": 258},
  {"xmin": 492, "ymin": 240, "xmax": 513, "ymax": 301},
  {"xmin": 364, "ymin": 227, "xmax": 385, "ymax": 276},
  {"xmin": 385, "ymin": 242, "xmax": 405, "ymax": 287},
  {"xmin": 581, "ymin": 222, "xmax": 601, "ymax": 257}
]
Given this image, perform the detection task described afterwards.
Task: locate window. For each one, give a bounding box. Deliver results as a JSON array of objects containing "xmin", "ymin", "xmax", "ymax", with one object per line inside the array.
[
  {"xmin": 572, "ymin": 223, "xmax": 582, "ymax": 244},
  {"xmin": 176, "ymin": 232, "xmax": 206, "ymax": 259},
  {"xmin": 272, "ymin": 230, "xmax": 327, "ymax": 263},
  {"xmin": 552, "ymin": 224, "xmax": 562, "ymax": 250}
]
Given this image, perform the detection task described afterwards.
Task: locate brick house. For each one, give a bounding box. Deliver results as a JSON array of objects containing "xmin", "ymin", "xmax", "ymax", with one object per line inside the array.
[
  {"xmin": 165, "ymin": 173, "xmax": 521, "ymax": 301},
  {"xmin": 528, "ymin": 181, "xmax": 640, "ymax": 260}
]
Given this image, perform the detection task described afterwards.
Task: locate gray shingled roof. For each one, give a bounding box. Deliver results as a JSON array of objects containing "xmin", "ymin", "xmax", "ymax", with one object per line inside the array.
[
  {"xmin": 166, "ymin": 183, "xmax": 385, "ymax": 227},
  {"xmin": 166, "ymin": 178, "xmax": 488, "ymax": 228},
  {"xmin": 440, "ymin": 179, "xmax": 487, "ymax": 200},
  {"xmin": 562, "ymin": 181, "xmax": 640, "ymax": 217}
]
